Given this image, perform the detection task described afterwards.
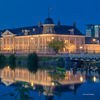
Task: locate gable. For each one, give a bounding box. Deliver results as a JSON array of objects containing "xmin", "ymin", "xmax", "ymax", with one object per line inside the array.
[
  {"xmin": 1, "ymin": 79, "xmax": 14, "ymax": 86},
  {"xmin": 1, "ymin": 30, "xmax": 16, "ymax": 37}
]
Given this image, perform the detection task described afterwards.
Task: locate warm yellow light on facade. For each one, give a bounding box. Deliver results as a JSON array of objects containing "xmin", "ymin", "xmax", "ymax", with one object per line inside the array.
[
  {"xmin": 80, "ymin": 76, "xmax": 83, "ymax": 82},
  {"xmin": 65, "ymin": 76, "xmax": 68, "ymax": 80},
  {"xmin": 31, "ymin": 38, "xmax": 34, "ymax": 40},
  {"xmin": 64, "ymin": 40, "xmax": 68, "ymax": 43},
  {"xmin": 4, "ymin": 48, "xmax": 11, "ymax": 50},
  {"xmin": 8, "ymin": 66, "xmax": 10, "ymax": 69},
  {"xmin": 51, "ymin": 82, "xmax": 55, "ymax": 86},
  {"xmin": 52, "ymin": 37, "xmax": 54, "ymax": 40},
  {"xmin": 93, "ymin": 76, "xmax": 96, "ymax": 82},
  {"xmin": 48, "ymin": 76, "xmax": 52, "ymax": 81},
  {"xmin": 63, "ymin": 48, "xmax": 66, "ymax": 53}
]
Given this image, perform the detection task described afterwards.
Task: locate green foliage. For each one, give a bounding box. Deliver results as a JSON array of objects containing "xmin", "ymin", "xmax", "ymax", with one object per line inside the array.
[
  {"xmin": 48, "ymin": 40, "xmax": 65, "ymax": 53},
  {"xmin": 0, "ymin": 81, "xmax": 34, "ymax": 100},
  {"xmin": 56, "ymin": 67, "xmax": 66, "ymax": 72},
  {"xmin": 27, "ymin": 53, "xmax": 38, "ymax": 72},
  {"xmin": 0, "ymin": 54, "xmax": 6, "ymax": 69},
  {"xmin": 49, "ymin": 67, "xmax": 66, "ymax": 81},
  {"xmin": 8, "ymin": 54, "xmax": 16, "ymax": 70}
]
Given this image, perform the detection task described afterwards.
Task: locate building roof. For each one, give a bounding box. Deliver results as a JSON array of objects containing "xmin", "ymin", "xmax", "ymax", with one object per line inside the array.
[
  {"xmin": 44, "ymin": 18, "xmax": 54, "ymax": 24},
  {"xmin": 0, "ymin": 24, "xmax": 83, "ymax": 37}
]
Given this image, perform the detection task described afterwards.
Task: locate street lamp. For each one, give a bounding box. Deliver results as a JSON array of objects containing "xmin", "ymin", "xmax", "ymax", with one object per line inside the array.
[
  {"xmin": 80, "ymin": 46, "xmax": 83, "ymax": 49},
  {"xmin": 79, "ymin": 46, "xmax": 83, "ymax": 53},
  {"xmin": 52, "ymin": 37, "xmax": 54, "ymax": 40},
  {"xmin": 93, "ymin": 76, "xmax": 96, "ymax": 82},
  {"xmin": 92, "ymin": 38, "xmax": 97, "ymax": 54},
  {"xmin": 92, "ymin": 38, "xmax": 96, "ymax": 42},
  {"xmin": 80, "ymin": 76, "xmax": 83, "ymax": 82}
]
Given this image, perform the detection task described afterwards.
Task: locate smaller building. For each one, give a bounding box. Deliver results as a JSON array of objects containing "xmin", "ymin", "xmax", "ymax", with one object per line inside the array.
[
  {"xmin": 86, "ymin": 24, "xmax": 100, "ymax": 44},
  {"xmin": 86, "ymin": 24, "xmax": 100, "ymax": 38},
  {"xmin": 84, "ymin": 24, "xmax": 100, "ymax": 54}
]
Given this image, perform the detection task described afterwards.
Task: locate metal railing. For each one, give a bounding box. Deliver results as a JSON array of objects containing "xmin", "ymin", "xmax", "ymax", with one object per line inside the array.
[{"xmin": 0, "ymin": 49, "xmax": 100, "ymax": 56}]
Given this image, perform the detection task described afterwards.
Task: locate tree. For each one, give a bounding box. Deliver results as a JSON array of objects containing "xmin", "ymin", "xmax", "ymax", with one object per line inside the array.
[
  {"xmin": 27, "ymin": 53, "xmax": 38, "ymax": 72},
  {"xmin": 48, "ymin": 40, "xmax": 65, "ymax": 54},
  {"xmin": 8, "ymin": 54, "xmax": 16, "ymax": 70},
  {"xmin": 0, "ymin": 54, "xmax": 6, "ymax": 69}
]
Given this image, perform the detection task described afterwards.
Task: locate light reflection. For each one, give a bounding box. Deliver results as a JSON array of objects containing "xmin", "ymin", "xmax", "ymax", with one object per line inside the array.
[
  {"xmin": 80, "ymin": 46, "xmax": 83, "ymax": 49},
  {"xmin": 0, "ymin": 67, "xmax": 85, "ymax": 86},
  {"xmin": 8, "ymin": 66, "xmax": 10, "ymax": 69},
  {"xmin": 93, "ymin": 76, "xmax": 96, "ymax": 82},
  {"xmin": 31, "ymin": 82, "xmax": 34, "ymax": 87},
  {"xmin": 80, "ymin": 76, "xmax": 83, "ymax": 82},
  {"xmin": 51, "ymin": 82, "xmax": 55, "ymax": 86}
]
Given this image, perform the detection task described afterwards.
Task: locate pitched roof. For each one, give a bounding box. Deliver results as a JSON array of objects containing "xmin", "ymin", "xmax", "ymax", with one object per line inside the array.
[{"xmin": 0, "ymin": 25, "xmax": 83, "ymax": 37}]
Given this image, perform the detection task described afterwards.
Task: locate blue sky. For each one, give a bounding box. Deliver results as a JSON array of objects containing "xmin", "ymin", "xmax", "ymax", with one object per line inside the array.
[{"xmin": 0, "ymin": 0, "xmax": 100, "ymax": 33}]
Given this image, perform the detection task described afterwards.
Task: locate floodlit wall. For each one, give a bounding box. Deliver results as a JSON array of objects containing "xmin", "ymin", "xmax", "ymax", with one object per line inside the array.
[
  {"xmin": 84, "ymin": 44, "xmax": 100, "ymax": 53},
  {"xmin": 0, "ymin": 33, "xmax": 85, "ymax": 54}
]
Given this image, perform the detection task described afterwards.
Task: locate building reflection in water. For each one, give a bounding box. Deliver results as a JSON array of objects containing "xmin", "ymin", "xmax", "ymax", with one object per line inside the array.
[{"xmin": 0, "ymin": 66, "xmax": 86, "ymax": 100}]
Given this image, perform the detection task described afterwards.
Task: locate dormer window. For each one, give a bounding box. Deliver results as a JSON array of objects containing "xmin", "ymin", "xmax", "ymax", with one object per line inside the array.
[
  {"xmin": 24, "ymin": 30, "xmax": 30, "ymax": 35},
  {"xmin": 69, "ymin": 29, "xmax": 74, "ymax": 35},
  {"xmin": 33, "ymin": 28, "xmax": 36, "ymax": 32},
  {"xmin": 22, "ymin": 29, "xmax": 25, "ymax": 33}
]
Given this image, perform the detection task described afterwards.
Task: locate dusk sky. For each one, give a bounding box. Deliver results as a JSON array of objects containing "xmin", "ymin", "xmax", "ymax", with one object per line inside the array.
[{"xmin": 0, "ymin": 0, "xmax": 100, "ymax": 33}]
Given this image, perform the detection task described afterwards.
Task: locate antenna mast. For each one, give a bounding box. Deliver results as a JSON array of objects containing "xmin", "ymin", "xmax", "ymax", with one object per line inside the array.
[{"xmin": 48, "ymin": 8, "xmax": 52, "ymax": 18}]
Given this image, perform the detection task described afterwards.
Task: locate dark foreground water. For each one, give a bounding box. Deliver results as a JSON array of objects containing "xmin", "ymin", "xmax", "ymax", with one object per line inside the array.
[
  {"xmin": 0, "ymin": 83, "xmax": 100, "ymax": 100},
  {"xmin": 0, "ymin": 66, "xmax": 100, "ymax": 100}
]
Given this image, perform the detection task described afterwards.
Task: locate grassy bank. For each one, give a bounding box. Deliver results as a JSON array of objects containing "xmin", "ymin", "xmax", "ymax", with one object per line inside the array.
[{"xmin": 0, "ymin": 53, "xmax": 65, "ymax": 72}]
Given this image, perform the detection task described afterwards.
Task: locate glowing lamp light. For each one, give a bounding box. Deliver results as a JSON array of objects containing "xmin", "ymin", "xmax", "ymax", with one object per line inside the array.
[
  {"xmin": 93, "ymin": 76, "xmax": 96, "ymax": 82},
  {"xmin": 92, "ymin": 38, "xmax": 96, "ymax": 42},
  {"xmin": 65, "ymin": 76, "xmax": 68, "ymax": 80},
  {"xmin": 52, "ymin": 37, "xmax": 54, "ymax": 40},
  {"xmin": 80, "ymin": 46, "xmax": 83, "ymax": 49},
  {"xmin": 31, "ymin": 38, "xmax": 34, "ymax": 40},
  {"xmin": 80, "ymin": 76, "xmax": 83, "ymax": 82},
  {"xmin": 8, "ymin": 66, "xmax": 10, "ymax": 69},
  {"xmin": 51, "ymin": 82, "xmax": 55, "ymax": 86},
  {"xmin": 31, "ymin": 82, "xmax": 34, "ymax": 87}
]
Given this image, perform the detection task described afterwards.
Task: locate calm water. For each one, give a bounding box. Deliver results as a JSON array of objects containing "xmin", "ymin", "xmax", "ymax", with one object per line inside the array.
[{"xmin": 0, "ymin": 66, "xmax": 100, "ymax": 100}]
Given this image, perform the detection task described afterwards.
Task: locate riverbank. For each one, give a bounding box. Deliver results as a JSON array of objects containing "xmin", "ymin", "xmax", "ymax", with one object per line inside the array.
[{"xmin": 0, "ymin": 53, "xmax": 65, "ymax": 71}]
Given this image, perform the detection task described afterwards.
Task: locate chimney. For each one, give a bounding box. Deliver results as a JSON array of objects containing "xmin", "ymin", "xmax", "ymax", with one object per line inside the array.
[
  {"xmin": 73, "ymin": 22, "xmax": 76, "ymax": 27},
  {"xmin": 24, "ymin": 30, "xmax": 30, "ymax": 35},
  {"xmin": 38, "ymin": 21, "xmax": 41, "ymax": 27},
  {"xmin": 57, "ymin": 20, "xmax": 61, "ymax": 27}
]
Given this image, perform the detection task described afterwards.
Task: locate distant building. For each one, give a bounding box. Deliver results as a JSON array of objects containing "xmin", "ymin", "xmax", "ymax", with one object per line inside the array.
[
  {"xmin": 86, "ymin": 24, "xmax": 100, "ymax": 38},
  {"xmin": 1, "ymin": 17, "xmax": 100, "ymax": 54},
  {"xmin": 86, "ymin": 24, "xmax": 100, "ymax": 44}
]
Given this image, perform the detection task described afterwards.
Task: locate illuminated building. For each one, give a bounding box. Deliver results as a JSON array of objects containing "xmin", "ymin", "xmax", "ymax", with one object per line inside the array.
[
  {"xmin": 0, "ymin": 17, "xmax": 85, "ymax": 54},
  {"xmin": 85, "ymin": 24, "xmax": 100, "ymax": 44},
  {"xmin": 1, "ymin": 18, "xmax": 100, "ymax": 54}
]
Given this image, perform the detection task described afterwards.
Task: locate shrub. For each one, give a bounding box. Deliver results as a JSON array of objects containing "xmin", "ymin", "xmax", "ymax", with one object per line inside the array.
[
  {"xmin": 27, "ymin": 53, "xmax": 38, "ymax": 72},
  {"xmin": 8, "ymin": 54, "xmax": 16, "ymax": 70},
  {"xmin": 0, "ymin": 54, "xmax": 6, "ymax": 69}
]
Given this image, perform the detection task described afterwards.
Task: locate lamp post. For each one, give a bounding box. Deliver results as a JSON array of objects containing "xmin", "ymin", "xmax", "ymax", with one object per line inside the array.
[
  {"xmin": 79, "ymin": 46, "xmax": 83, "ymax": 54},
  {"xmin": 92, "ymin": 38, "xmax": 97, "ymax": 54},
  {"xmin": 51, "ymin": 37, "xmax": 54, "ymax": 54}
]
